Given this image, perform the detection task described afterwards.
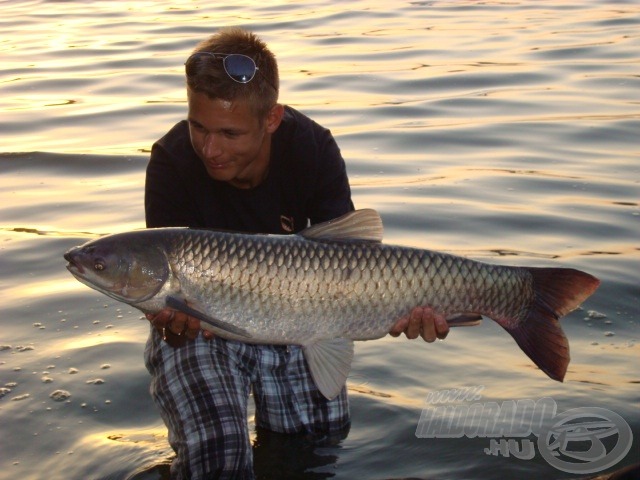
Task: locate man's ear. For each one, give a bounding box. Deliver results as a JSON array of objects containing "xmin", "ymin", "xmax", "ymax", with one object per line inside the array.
[{"xmin": 265, "ymin": 104, "xmax": 285, "ymax": 133}]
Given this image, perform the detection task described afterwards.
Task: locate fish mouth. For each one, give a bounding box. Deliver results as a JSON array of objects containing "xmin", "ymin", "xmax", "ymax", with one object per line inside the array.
[{"xmin": 64, "ymin": 250, "xmax": 85, "ymax": 275}]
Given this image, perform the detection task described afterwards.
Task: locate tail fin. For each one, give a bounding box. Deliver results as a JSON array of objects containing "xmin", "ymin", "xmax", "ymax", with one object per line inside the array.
[{"xmin": 504, "ymin": 267, "xmax": 600, "ymax": 382}]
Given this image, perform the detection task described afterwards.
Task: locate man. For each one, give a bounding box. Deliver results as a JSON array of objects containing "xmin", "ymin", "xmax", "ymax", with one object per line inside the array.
[{"xmin": 144, "ymin": 27, "xmax": 449, "ymax": 479}]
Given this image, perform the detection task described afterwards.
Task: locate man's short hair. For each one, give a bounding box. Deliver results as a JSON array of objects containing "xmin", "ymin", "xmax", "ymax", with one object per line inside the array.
[{"xmin": 186, "ymin": 28, "xmax": 279, "ymax": 118}]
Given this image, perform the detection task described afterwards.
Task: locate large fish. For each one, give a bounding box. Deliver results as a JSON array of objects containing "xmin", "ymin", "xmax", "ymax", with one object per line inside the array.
[{"xmin": 64, "ymin": 209, "xmax": 599, "ymax": 399}]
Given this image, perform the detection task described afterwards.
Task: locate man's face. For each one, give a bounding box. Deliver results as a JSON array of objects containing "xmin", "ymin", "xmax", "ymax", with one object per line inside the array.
[{"xmin": 187, "ymin": 89, "xmax": 278, "ymax": 189}]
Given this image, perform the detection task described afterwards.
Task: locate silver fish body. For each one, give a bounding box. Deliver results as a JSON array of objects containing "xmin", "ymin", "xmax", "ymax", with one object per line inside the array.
[
  {"xmin": 155, "ymin": 230, "xmax": 527, "ymax": 342},
  {"xmin": 64, "ymin": 209, "xmax": 600, "ymax": 398}
]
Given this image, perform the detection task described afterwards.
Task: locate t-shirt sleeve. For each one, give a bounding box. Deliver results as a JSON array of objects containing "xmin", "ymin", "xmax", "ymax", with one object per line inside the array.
[{"xmin": 144, "ymin": 142, "xmax": 200, "ymax": 228}]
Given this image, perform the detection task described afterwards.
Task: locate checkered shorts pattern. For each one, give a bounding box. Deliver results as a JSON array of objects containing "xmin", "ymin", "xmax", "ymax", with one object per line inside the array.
[{"xmin": 144, "ymin": 329, "xmax": 350, "ymax": 479}]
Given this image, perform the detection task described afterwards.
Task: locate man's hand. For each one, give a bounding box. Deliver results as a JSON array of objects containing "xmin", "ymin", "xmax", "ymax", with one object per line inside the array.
[
  {"xmin": 389, "ymin": 306, "xmax": 449, "ymax": 343},
  {"xmin": 145, "ymin": 309, "xmax": 215, "ymax": 347}
]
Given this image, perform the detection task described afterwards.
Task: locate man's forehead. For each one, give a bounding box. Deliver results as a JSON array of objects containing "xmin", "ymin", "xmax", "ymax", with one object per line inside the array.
[
  {"xmin": 187, "ymin": 92, "xmax": 260, "ymax": 127},
  {"xmin": 189, "ymin": 90, "xmax": 249, "ymax": 109}
]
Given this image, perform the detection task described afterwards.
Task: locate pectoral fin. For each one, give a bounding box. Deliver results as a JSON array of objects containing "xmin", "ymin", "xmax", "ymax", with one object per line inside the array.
[
  {"xmin": 303, "ymin": 338, "xmax": 354, "ymax": 400},
  {"xmin": 165, "ymin": 295, "xmax": 252, "ymax": 339}
]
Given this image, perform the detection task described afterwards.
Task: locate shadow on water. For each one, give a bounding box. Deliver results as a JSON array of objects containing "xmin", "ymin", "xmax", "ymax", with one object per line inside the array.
[
  {"xmin": 126, "ymin": 427, "xmax": 346, "ymax": 480},
  {"xmin": 252, "ymin": 427, "xmax": 346, "ymax": 480}
]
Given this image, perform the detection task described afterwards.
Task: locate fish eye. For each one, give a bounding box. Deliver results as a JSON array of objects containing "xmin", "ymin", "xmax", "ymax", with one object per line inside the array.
[{"xmin": 94, "ymin": 260, "xmax": 106, "ymax": 271}]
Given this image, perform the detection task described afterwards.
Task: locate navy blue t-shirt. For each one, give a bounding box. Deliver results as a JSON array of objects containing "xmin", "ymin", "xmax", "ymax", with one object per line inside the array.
[{"xmin": 145, "ymin": 106, "xmax": 354, "ymax": 234}]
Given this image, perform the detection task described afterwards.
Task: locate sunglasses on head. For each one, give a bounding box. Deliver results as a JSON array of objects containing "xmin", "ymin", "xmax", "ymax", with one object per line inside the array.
[{"xmin": 185, "ymin": 52, "xmax": 259, "ymax": 84}]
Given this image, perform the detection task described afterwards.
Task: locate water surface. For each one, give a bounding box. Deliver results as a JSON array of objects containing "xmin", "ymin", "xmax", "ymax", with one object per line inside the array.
[{"xmin": 1, "ymin": 1, "xmax": 638, "ymax": 479}]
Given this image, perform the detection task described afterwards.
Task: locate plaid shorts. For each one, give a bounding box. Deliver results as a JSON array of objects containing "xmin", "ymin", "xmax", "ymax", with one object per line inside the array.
[{"xmin": 144, "ymin": 328, "xmax": 351, "ymax": 479}]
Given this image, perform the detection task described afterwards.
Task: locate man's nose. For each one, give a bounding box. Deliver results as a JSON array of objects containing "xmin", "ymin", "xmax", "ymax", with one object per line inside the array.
[{"xmin": 202, "ymin": 133, "xmax": 222, "ymax": 158}]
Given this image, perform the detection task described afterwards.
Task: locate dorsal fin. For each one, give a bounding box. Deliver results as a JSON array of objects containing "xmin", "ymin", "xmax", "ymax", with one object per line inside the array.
[{"xmin": 300, "ymin": 209, "xmax": 383, "ymax": 243}]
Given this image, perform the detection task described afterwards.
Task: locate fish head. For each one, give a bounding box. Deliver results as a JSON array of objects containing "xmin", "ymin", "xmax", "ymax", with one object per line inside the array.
[{"xmin": 64, "ymin": 232, "xmax": 169, "ymax": 305}]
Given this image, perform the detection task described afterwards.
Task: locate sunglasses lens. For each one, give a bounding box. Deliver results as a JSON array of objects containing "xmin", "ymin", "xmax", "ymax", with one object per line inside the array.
[
  {"xmin": 224, "ymin": 55, "xmax": 257, "ymax": 83},
  {"xmin": 185, "ymin": 53, "xmax": 258, "ymax": 84}
]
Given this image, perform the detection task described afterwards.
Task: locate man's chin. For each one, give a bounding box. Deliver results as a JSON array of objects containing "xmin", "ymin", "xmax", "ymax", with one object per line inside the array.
[{"xmin": 204, "ymin": 164, "xmax": 236, "ymax": 181}]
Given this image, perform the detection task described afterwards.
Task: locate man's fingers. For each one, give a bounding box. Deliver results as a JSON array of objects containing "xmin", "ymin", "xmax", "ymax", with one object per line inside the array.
[
  {"xmin": 144, "ymin": 308, "xmax": 214, "ymax": 346},
  {"xmin": 389, "ymin": 316, "xmax": 408, "ymax": 337},
  {"xmin": 390, "ymin": 306, "xmax": 450, "ymax": 343},
  {"xmin": 145, "ymin": 309, "xmax": 207, "ymax": 343},
  {"xmin": 184, "ymin": 316, "xmax": 201, "ymax": 340},
  {"xmin": 202, "ymin": 330, "xmax": 215, "ymax": 341},
  {"xmin": 147, "ymin": 309, "xmax": 172, "ymax": 334},
  {"xmin": 405, "ymin": 309, "xmax": 422, "ymax": 340},
  {"xmin": 434, "ymin": 313, "xmax": 450, "ymax": 340},
  {"xmin": 419, "ymin": 307, "xmax": 437, "ymax": 343},
  {"xmin": 168, "ymin": 311, "xmax": 186, "ymax": 335}
]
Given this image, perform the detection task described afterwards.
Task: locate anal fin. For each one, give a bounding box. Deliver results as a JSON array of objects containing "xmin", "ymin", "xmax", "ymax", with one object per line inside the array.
[
  {"xmin": 303, "ymin": 338, "xmax": 354, "ymax": 400},
  {"xmin": 446, "ymin": 313, "xmax": 483, "ymax": 327}
]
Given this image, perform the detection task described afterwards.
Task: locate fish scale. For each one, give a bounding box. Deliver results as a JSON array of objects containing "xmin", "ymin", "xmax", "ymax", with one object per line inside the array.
[
  {"xmin": 64, "ymin": 209, "xmax": 599, "ymax": 399},
  {"xmin": 165, "ymin": 231, "xmax": 535, "ymax": 343}
]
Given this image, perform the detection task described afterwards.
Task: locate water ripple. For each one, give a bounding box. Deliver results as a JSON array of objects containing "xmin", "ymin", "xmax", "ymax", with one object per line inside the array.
[{"xmin": 1, "ymin": 1, "xmax": 639, "ymax": 479}]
